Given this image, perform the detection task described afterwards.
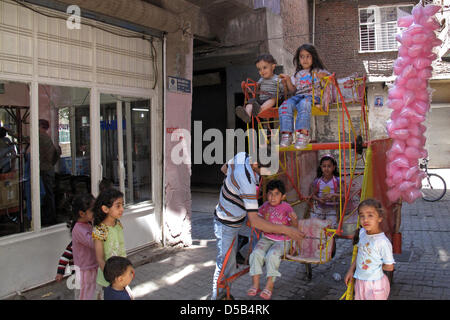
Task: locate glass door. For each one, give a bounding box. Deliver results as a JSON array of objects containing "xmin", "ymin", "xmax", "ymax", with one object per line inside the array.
[{"xmin": 100, "ymin": 94, "xmax": 151, "ymax": 205}]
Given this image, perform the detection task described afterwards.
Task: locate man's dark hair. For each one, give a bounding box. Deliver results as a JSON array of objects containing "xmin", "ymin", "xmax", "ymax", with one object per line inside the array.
[
  {"xmin": 266, "ymin": 179, "xmax": 286, "ymax": 195},
  {"xmin": 0, "ymin": 127, "xmax": 7, "ymax": 138},
  {"xmin": 38, "ymin": 119, "xmax": 50, "ymax": 130},
  {"xmin": 103, "ymin": 256, "xmax": 133, "ymax": 284}
]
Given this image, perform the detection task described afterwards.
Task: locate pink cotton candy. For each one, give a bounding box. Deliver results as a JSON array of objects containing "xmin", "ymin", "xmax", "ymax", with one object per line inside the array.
[
  {"xmin": 424, "ymin": 18, "xmax": 441, "ymax": 31},
  {"xmin": 390, "ymin": 110, "xmax": 401, "ymax": 120},
  {"xmin": 419, "ymin": 123, "xmax": 427, "ymax": 134},
  {"xmin": 413, "ymin": 57, "xmax": 432, "ymax": 69},
  {"xmin": 393, "ymin": 65, "xmax": 403, "ymax": 76},
  {"xmin": 398, "ymin": 45, "xmax": 409, "ymax": 58},
  {"xmin": 395, "ymin": 75, "xmax": 408, "ymax": 86},
  {"xmin": 387, "ymin": 187, "xmax": 402, "ymax": 202},
  {"xmin": 390, "ymin": 128, "xmax": 410, "ymax": 140},
  {"xmin": 407, "ymin": 23, "xmax": 425, "ymax": 35},
  {"xmin": 412, "ymin": 100, "xmax": 430, "ymax": 114},
  {"xmin": 388, "ymin": 87, "xmax": 406, "ymax": 100},
  {"xmin": 426, "ymin": 52, "xmax": 438, "ymax": 61},
  {"xmin": 406, "ymin": 136, "xmax": 422, "ymax": 148},
  {"xmin": 415, "ymin": 90, "xmax": 430, "ymax": 103},
  {"xmin": 405, "ymin": 146, "xmax": 422, "ymax": 159},
  {"xmin": 407, "ymin": 124, "xmax": 421, "ymax": 137},
  {"xmin": 386, "ymin": 150, "xmax": 397, "ymax": 161},
  {"xmin": 386, "ymin": 161, "xmax": 398, "ymax": 176},
  {"xmin": 397, "ymin": 32, "xmax": 414, "ymax": 47},
  {"xmin": 392, "ymin": 169, "xmax": 404, "ymax": 184},
  {"xmin": 432, "ymin": 38, "xmax": 443, "ymax": 47},
  {"xmin": 391, "ymin": 156, "xmax": 410, "ymax": 168},
  {"xmin": 412, "ymin": 32, "xmax": 429, "ymax": 44},
  {"xmin": 421, "ymin": 149, "xmax": 428, "ymax": 158},
  {"xmin": 412, "ymin": 6, "xmax": 424, "ymax": 20},
  {"xmin": 406, "ymin": 78, "xmax": 421, "ymax": 90},
  {"xmin": 401, "ymin": 65, "xmax": 418, "ymax": 79},
  {"xmin": 402, "ymin": 188, "xmax": 422, "ymax": 204},
  {"xmin": 408, "ymin": 45, "xmax": 423, "ymax": 58},
  {"xmin": 404, "ymin": 166, "xmax": 419, "ymax": 181},
  {"xmin": 424, "ymin": 4, "xmax": 441, "ymax": 16},
  {"xmin": 391, "ymin": 140, "xmax": 406, "ymax": 154},
  {"xmin": 394, "ymin": 117, "xmax": 410, "ymax": 129},
  {"xmin": 403, "ymin": 91, "xmax": 416, "ymax": 106},
  {"xmin": 387, "ymin": 99, "xmax": 404, "ymax": 111},
  {"xmin": 398, "ymin": 15, "xmax": 414, "ymax": 28},
  {"xmin": 418, "ymin": 68, "xmax": 432, "ymax": 81},
  {"xmin": 399, "ymin": 181, "xmax": 415, "ymax": 192}
]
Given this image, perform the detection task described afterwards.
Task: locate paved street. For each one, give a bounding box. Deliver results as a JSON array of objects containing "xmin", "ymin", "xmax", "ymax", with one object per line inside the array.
[
  {"xmin": 131, "ymin": 189, "xmax": 450, "ymax": 300},
  {"xmin": 11, "ymin": 188, "xmax": 450, "ymax": 300}
]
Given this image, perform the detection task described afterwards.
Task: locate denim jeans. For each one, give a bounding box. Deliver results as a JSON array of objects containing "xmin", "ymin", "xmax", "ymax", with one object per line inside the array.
[
  {"xmin": 211, "ymin": 218, "xmax": 240, "ymax": 300},
  {"xmin": 279, "ymin": 94, "xmax": 317, "ymax": 133},
  {"xmin": 211, "ymin": 217, "xmax": 258, "ymax": 299}
]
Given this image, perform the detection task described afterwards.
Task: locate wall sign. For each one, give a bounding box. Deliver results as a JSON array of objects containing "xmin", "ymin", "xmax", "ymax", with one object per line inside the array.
[{"xmin": 168, "ymin": 76, "xmax": 191, "ymax": 94}]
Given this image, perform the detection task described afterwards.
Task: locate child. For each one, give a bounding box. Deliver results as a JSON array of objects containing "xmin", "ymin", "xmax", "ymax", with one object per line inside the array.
[
  {"xmin": 70, "ymin": 193, "xmax": 99, "ymax": 300},
  {"xmin": 92, "ymin": 188, "xmax": 126, "ymax": 299},
  {"xmin": 344, "ymin": 198, "xmax": 395, "ymax": 300},
  {"xmin": 236, "ymin": 54, "xmax": 285, "ymax": 123},
  {"xmin": 279, "ymin": 43, "xmax": 330, "ymax": 149},
  {"xmin": 310, "ymin": 154, "xmax": 340, "ymax": 227},
  {"xmin": 55, "ymin": 178, "xmax": 111, "ymax": 284},
  {"xmin": 247, "ymin": 179, "xmax": 298, "ymax": 300},
  {"xmin": 103, "ymin": 256, "xmax": 135, "ymax": 300},
  {"xmin": 55, "ymin": 241, "xmax": 74, "ymax": 282}
]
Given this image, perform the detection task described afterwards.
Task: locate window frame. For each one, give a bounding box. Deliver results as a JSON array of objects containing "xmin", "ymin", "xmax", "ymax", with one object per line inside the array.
[{"xmin": 358, "ymin": 4, "xmax": 414, "ymax": 53}]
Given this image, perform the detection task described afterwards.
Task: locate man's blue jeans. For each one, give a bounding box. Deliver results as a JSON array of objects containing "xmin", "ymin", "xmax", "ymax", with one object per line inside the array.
[
  {"xmin": 211, "ymin": 218, "xmax": 240, "ymax": 300},
  {"xmin": 211, "ymin": 217, "xmax": 258, "ymax": 299},
  {"xmin": 279, "ymin": 95, "xmax": 316, "ymax": 133}
]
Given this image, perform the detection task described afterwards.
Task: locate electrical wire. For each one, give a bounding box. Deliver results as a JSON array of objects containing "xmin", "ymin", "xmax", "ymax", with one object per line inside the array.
[
  {"xmin": 5, "ymin": 0, "xmax": 449, "ymax": 71},
  {"xmin": 10, "ymin": 0, "xmax": 156, "ymax": 39},
  {"xmin": 9, "ymin": 0, "xmax": 449, "ymax": 51},
  {"xmin": 7, "ymin": 0, "xmax": 161, "ymax": 89}
]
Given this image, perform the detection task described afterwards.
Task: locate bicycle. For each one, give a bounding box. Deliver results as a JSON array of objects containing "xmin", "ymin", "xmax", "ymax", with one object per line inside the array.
[{"xmin": 420, "ymin": 158, "xmax": 447, "ymax": 202}]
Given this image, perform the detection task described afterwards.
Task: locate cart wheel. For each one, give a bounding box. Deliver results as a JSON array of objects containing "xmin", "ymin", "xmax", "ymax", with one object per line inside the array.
[{"xmin": 305, "ymin": 263, "xmax": 312, "ymax": 281}]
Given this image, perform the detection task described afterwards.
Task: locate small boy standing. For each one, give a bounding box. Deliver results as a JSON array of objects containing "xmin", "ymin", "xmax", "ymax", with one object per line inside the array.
[{"xmin": 103, "ymin": 256, "xmax": 135, "ymax": 300}]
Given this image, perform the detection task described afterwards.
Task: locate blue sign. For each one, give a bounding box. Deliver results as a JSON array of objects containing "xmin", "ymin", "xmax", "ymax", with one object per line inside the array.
[{"xmin": 168, "ymin": 76, "xmax": 191, "ymax": 94}]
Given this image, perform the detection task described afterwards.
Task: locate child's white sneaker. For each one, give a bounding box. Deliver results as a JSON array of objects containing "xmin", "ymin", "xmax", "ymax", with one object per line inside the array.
[
  {"xmin": 294, "ymin": 133, "xmax": 310, "ymax": 149},
  {"xmin": 280, "ymin": 133, "xmax": 292, "ymax": 147}
]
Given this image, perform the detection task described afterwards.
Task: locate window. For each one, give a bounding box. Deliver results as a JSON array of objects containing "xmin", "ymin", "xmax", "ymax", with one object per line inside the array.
[
  {"xmin": 39, "ymin": 85, "xmax": 91, "ymax": 228},
  {"xmin": 359, "ymin": 5, "xmax": 413, "ymax": 52}
]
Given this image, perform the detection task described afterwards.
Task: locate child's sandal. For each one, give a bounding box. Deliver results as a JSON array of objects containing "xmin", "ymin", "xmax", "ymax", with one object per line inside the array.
[
  {"xmin": 247, "ymin": 287, "xmax": 260, "ymax": 297},
  {"xmin": 259, "ymin": 288, "xmax": 272, "ymax": 300}
]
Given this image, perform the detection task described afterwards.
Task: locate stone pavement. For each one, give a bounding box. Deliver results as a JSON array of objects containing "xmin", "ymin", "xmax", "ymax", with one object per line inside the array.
[{"xmin": 10, "ymin": 188, "xmax": 450, "ymax": 300}]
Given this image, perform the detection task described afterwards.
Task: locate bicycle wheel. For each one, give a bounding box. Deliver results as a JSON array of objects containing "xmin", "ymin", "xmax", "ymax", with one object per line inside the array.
[{"xmin": 421, "ymin": 173, "xmax": 447, "ymax": 202}]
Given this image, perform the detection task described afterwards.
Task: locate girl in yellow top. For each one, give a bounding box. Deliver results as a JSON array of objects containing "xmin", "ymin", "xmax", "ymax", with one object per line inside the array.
[{"xmin": 92, "ymin": 188, "xmax": 126, "ymax": 299}]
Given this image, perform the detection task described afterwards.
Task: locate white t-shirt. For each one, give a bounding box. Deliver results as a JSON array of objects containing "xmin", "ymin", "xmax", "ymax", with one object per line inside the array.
[{"xmin": 354, "ymin": 229, "xmax": 395, "ymax": 281}]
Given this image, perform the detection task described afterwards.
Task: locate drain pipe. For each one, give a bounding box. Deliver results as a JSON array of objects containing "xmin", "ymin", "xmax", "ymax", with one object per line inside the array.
[
  {"xmin": 161, "ymin": 33, "xmax": 167, "ymax": 247},
  {"xmin": 312, "ymin": 0, "xmax": 316, "ymax": 44}
]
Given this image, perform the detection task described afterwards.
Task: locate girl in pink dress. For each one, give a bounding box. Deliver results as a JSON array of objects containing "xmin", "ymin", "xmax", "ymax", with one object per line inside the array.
[
  {"xmin": 310, "ymin": 154, "xmax": 341, "ymax": 227},
  {"xmin": 247, "ymin": 180, "xmax": 298, "ymax": 300},
  {"xmin": 70, "ymin": 193, "xmax": 98, "ymax": 300}
]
